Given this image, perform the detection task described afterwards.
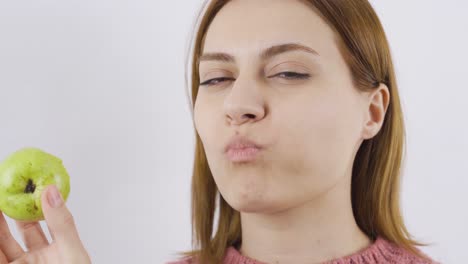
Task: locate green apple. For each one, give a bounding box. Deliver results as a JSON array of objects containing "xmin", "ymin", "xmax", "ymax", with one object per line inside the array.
[{"xmin": 0, "ymin": 147, "xmax": 70, "ymax": 221}]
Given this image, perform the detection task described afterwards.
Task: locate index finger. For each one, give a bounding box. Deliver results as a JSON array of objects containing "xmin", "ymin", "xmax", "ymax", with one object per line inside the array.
[
  {"xmin": 15, "ymin": 220, "xmax": 49, "ymax": 251},
  {"xmin": 0, "ymin": 212, "xmax": 24, "ymax": 261}
]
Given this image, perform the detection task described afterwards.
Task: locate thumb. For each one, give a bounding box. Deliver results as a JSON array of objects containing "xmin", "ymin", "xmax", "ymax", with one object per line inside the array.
[{"xmin": 41, "ymin": 185, "xmax": 82, "ymax": 249}]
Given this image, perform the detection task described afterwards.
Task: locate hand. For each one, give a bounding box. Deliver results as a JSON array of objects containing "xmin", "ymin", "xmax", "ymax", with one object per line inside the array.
[{"xmin": 0, "ymin": 185, "xmax": 91, "ymax": 264}]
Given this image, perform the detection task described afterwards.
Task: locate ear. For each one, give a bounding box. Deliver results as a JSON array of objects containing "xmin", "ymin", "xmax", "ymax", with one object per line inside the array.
[{"xmin": 361, "ymin": 83, "xmax": 390, "ymax": 140}]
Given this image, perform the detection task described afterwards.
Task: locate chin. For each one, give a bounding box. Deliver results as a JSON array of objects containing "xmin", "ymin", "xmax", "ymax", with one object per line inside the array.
[
  {"xmin": 225, "ymin": 190, "xmax": 285, "ymax": 214},
  {"xmin": 215, "ymin": 166, "xmax": 287, "ymax": 213},
  {"xmin": 231, "ymin": 201, "xmax": 266, "ymax": 213}
]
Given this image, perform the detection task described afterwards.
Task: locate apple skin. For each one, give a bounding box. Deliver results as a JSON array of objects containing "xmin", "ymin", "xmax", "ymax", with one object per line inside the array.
[{"xmin": 0, "ymin": 147, "xmax": 70, "ymax": 221}]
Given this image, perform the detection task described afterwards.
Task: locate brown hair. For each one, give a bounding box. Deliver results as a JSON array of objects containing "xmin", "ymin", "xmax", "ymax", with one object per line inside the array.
[{"xmin": 176, "ymin": 0, "xmax": 431, "ymax": 263}]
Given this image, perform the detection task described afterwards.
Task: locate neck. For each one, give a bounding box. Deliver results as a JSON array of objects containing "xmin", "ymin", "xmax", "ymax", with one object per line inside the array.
[{"xmin": 238, "ymin": 173, "xmax": 372, "ymax": 264}]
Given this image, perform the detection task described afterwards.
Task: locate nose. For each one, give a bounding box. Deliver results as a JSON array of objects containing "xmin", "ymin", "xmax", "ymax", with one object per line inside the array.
[
  {"xmin": 225, "ymin": 105, "xmax": 264, "ymax": 125},
  {"xmin": 223, "ymin": 78, "xmax": 266, "ymax": 126}
]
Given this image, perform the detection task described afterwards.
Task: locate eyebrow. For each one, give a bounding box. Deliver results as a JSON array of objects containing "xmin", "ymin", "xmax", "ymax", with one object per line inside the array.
[{"xmin": 198, "ymin": 43, "xmax": 320, "ymax": 64}]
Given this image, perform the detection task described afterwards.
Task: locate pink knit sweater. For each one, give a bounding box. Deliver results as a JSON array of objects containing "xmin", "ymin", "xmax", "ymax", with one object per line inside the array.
[{"xmin": 166, "ymin": 237, "xmax": 439, "ymax": 264}]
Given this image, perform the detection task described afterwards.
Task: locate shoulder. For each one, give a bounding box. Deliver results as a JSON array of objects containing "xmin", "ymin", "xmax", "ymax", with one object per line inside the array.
[
  {"xmin": 366, "ymin": 237, "xmax": 440, "ymax": 264},
  {"xmin": 327, "ymin": 237, "xmax": 440, "ymax": 264}
]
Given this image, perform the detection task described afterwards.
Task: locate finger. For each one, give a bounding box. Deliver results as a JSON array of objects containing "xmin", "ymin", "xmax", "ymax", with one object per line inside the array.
[
  {"xmin": 41, "ymin": 185, "xmax": 85, "ymax": 251},
  {"xmin": 0, "ymin": 249, "xmax": 8, "ymax": 264},
  {"xmin": 0, "ymin": 212, "xmax": 24, "ymax": 261},
  {"xmin": 9, "ymin": 251, "xmax": 44, "ymax": 264},
  {"xmin": 15, "ymin": 220, "xmax": 48, "ymax": 251}
]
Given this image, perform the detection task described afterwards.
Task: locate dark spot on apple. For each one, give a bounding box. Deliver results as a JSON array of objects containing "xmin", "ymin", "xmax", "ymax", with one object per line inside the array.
[{"xmin": 24, "ymin": 179, "xmax": 36, "ymax": 193}]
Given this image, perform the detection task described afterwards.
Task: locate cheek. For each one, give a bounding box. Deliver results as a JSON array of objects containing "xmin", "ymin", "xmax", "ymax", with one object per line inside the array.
[
  {"xmin": 279, "ymin": 90, "xmax": 362, "ymax": 184},
  {"xmin": 193, "ymin": 96, "xmax": 227, "ymax": 179},
  {"xmin": 193, "ymin": 97, "xmax": 215, "ymax": 147},
  {"xmin": 193, "ymin": 97, "xmax": 222, "ymax": 173}
]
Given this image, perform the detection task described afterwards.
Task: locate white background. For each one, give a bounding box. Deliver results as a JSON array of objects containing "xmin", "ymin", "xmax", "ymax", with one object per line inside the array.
[{"xmin": 0, "ymin": 0, "xmax": 466, "ymax": 263}]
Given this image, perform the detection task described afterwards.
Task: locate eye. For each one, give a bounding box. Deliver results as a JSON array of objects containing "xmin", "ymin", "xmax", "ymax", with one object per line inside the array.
[
  {"xmin": 270, "ymin": 71, "xmax": 311, "ymax": 80},
  {"xmin": 200, "ymin": 77, "xmax": 235, "ymax": 86},
  {"xmin": 199, "ymin": 72, "xmax": 310, "ymax": 86}
]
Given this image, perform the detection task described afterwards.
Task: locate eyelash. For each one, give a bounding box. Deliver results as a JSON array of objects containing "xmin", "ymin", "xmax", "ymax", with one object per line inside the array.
[{"xmin": 199, "ymin": 72, "xmax": 311, "ymax": 86}]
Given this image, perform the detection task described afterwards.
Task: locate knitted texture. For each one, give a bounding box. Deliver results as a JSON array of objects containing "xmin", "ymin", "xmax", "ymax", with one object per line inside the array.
[{"xmin": 166, "ymin": 237, "xmax": 439, "ymax": 264}]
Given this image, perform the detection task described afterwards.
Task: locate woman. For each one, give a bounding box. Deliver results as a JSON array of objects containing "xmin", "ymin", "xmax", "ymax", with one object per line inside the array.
[{"xmin": 169, "ymin": 0, "xmax": 439, "ymax": 263}]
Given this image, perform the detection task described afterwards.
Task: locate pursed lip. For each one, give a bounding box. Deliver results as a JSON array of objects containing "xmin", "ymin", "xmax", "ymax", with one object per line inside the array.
[{"xmin": 224, "ymin": 135, "xmax": 263, "ymax": 153}]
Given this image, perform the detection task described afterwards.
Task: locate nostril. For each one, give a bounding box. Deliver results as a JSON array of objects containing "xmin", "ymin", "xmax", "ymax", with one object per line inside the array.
[{"xmin": 244, "ymin": 114, "xmax": 256, "ymax": 119}]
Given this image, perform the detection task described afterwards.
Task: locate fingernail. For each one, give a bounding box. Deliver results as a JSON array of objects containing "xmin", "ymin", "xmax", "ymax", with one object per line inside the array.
[{"xmin": 48, "ymin": 185, "xmax": 63, "ymax": 208}]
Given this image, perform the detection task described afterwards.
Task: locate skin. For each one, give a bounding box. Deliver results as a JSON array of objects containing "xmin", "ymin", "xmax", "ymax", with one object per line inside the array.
[{"xmin": 194, "ymin": 0, "xmax": 389, "ymax": 263}]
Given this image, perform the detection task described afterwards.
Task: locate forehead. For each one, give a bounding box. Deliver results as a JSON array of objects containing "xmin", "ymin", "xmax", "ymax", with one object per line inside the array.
[{"xmin": 202, "ymin": 0, "xmax": 337, "ymax": 58}]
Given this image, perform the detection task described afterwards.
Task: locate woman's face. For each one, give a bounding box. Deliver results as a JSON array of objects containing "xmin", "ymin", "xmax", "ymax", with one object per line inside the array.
[{"xmin": 194, "ymin": 0, "xmax": 369, "ymax": 213}]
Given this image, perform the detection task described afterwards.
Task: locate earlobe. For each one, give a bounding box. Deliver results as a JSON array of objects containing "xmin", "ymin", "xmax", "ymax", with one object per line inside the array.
[{"xmin": 362, "ymin": 83, "xmax": 390, "ymax": 140}]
